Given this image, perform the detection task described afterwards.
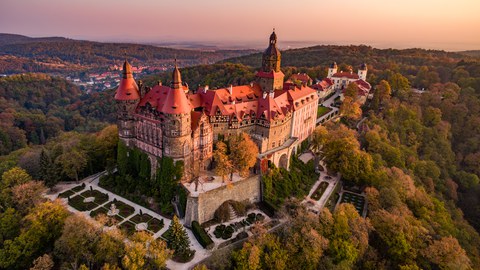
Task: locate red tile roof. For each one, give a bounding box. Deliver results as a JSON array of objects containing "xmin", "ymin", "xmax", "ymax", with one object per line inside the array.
[
  {"xmin": 114, "ymin": 60, "xmax": 140, "ymax": 101},
  {"xmin": 290, "ymin": 73, "xmax": 311, "ymax": 84},
  {"xmin": 311, "ymin": 78, "xmax": 333, "ymax": 91},
  {"xmin": 256, "ymin": 70, "xmax": 285, "ymax": 79},
  {"xmin": 332, "ymin": 72, "xmax": 359, "ymax": 79}
]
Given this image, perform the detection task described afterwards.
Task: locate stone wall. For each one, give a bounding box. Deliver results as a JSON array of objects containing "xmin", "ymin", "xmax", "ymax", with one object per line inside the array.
[{"xmin": 184, "ymin": 175, "xmax": 261, "ymax": 226}]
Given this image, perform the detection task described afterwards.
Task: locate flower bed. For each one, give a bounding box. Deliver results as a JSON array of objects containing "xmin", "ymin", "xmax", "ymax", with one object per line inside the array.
[
  {"xmin": 58, "ymin": 189, "xmax": 76, "ymax": 198},
  {"xmin": 68, "ymin": 195, "xmax": 98, "ymax": 211},
  {"xmin": 90, "ymin": 206, "xmax": 108, "ymax": 218},
  {"xmin": 80, "ymin": 190, "xmax": 109, "ymax": 205},
  {"xmin": 147, "ymin": 218, "xmax": 164, "ymax": 233},
  {"xmin": 110, "ymin": 200, "xmax": 135, "ymax": 218},
  {"xmin": 311, "ymin": 182, "xmax": 329, "ymax": 200},
  {"xmin": 119, "ymin": 221, "xmax": 137, "ymax": 235},
  {"xmin": 130, "ymin": 213, "xmax": 154, "ymax": 224}
]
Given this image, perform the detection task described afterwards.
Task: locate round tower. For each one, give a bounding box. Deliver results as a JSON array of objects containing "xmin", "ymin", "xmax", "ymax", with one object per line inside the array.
[
  {"xmin": 114, "ymin": 60, "xmax": 140, "ymax": 147},
  {"xmin": 358, "ymin": 63, "xmax": 368, "ymax": 81},
  {"xmin": 161, "ymin": 62, "xmax": 193, "ymax": 167},
  {"xmin": 327, "ymin": 61, "xmax": 338, "ymax": 78}
]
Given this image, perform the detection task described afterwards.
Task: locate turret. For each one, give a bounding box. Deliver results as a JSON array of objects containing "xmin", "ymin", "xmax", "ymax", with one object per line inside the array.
[
  {"xmin": 358, "ymin": 63, "xmax": 368, "ymax": 80},
  {"xmin": 327, "ymin": 62, "xmax": 337, "ymax": 78},
  {"xmin": 115, "ymin": 60, "xmax": 140, "ymax": 146},
  {"xmin": 256, "ymin": 29, "xmax": 284, "ymax": 96},
  {"xmin": 262, "ymin": 29, "xmax": 281, "ymax": 73},
  {"xmin": 161, "ymin": 63, "xmax": 193, "ymax": 167}
]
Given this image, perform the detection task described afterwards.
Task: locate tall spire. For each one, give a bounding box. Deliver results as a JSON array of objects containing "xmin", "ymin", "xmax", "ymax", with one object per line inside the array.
[
  {"xmin": 172, "ymin": 58, "xmax": 182, "ymax": 90},
  {"xmin": 269, "ymin": 28, "xmax": 277, "ymax": 45},
  {"xmin": 122, "ymin": 59, "xmax": 133, "ymax": 79}
]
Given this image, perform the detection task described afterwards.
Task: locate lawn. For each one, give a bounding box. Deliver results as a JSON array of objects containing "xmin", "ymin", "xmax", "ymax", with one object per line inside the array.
[
  {"xmin": 317, "ymin": 106, "xmax": 332, "ymax": 118},
  {"xmin": 311, "ymin": 182, "xmax": 329, "ymax": 200},
  {"xmin": 340, "ymin": 192, "xmax": 365, "ymax": 215},
  {"xmin": 68, "ymin": 195, "xmax": 98, "ymax": 211}
]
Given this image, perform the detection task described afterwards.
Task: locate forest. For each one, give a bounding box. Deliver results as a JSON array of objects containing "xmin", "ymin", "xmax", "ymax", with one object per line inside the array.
[{"xmin": 0, "ymin": 33, "xmax": 256, "ymax": 74}]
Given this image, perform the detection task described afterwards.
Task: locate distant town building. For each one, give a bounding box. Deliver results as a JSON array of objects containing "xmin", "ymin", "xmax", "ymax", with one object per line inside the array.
[{"xmin": 327, "ymin": 62, "xmax": 371, "ymax": 103}]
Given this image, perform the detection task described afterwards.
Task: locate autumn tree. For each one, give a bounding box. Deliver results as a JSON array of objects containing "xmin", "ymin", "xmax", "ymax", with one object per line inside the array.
[
  {"xmin": 12, "ymin": 181, "xmax": 46, "ymax": 212},
  {"xmin": 422, "ymin": 236, "xmax": 472, "ymax": 270},
  {"xmin": 371, "ymin": 80, "xmax": 392, "ymax": 111},
  {"xmin": 54, "ymin": 214, "xmax": 100, "ymax": 270},
  {"xmin": 344, "ymin": 83, "xmax": 359, "ymax": 100},
  {"xmin": 122, "ymin": 231, "xmax": 171, "ymax": 270},
  {"xmin": 213, "ymin": 141, "xmax": 232, "ymax": 182},
  {"xmin": 55, "ymin": 149, "xmax": 87, "ymax": 182},
  {"xmin": 0, "ymin": 167, "xmax": 32, "ymax": 210},
  {"xmin": 228, "ymin": 133, "xmax": 259, "ymax": 179},
  {"xmin": 30, "ymin": 254, "xmax": 54, "ymax": 270},
  {"xmin": 340, "ymin": 96, "xmax": 362, "ymax": 125}
]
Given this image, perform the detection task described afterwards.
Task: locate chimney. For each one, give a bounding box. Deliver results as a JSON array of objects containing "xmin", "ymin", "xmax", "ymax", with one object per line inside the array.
[
  {"xmin": 157, "ymin": 80, "xmax": 162, "ymax": 86},
  {"xmin": 204, "ymin": 85, "xmax": 209, "ymax": 93},
  {"xmin": 229, "ymin": 85, "xmax": 233, "ymax": 96}
]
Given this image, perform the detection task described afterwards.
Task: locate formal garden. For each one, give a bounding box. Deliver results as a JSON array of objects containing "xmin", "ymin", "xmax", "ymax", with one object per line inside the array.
[
  {"xmin": 58, "ymin": 183, "xmax": 166, "ymax": 236},
  {"xmin": 340, "ymin": 191, "xmax": 366, "ymax": 215},
  {"xmin": 317, "ymin": 105, "xmax": 333, "ymax": 118}
]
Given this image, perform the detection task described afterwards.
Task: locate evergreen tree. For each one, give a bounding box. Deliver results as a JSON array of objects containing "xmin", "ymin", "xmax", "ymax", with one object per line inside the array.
[{"xmin": 166, "ymin": 215, "xmax": 192, "ymax": 258}]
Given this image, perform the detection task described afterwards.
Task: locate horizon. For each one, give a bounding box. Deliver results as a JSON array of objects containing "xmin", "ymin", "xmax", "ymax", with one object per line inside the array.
[{"xmin": 1, "ymin": 0, "xmax": 480, "ymax": 51}]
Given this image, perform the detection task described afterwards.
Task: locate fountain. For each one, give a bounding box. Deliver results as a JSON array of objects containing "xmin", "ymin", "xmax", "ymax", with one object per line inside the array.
[{"xmin": 107, "ymin": 203, "xmax": 119, "ymax": 216}]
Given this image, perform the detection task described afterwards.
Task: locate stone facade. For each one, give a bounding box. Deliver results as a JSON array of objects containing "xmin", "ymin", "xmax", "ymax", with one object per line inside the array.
[{"xmin": 184, "ymin": 175, "xmax": 261, "ymax": 225}]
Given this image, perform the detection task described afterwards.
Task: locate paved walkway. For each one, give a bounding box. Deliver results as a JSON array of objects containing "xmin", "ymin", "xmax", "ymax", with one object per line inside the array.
[
  {"xmin": 47, "ymin": 172, "xmax": 212, "ymax": 270},
  {"xmin": 316, "ymin": 90, "xmax": 341, "ymax": 125},
  {"xmin": 302, "ymin": 160, "xmax": 340, "ymax": 213}
]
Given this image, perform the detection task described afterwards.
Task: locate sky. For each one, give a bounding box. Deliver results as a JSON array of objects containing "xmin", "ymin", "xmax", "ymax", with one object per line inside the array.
[{"xmin": 1, "ymin": 0, "xmax": 479, "ymax": 51}]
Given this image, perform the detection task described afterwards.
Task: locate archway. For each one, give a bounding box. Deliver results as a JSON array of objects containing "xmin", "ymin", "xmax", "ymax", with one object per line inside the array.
[{"xmin": 279, "ymin": 154, "xmax": 288, "ymax": 169}]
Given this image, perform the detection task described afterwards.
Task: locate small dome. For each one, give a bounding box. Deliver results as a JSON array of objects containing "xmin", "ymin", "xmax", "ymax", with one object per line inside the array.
[
  {"xmin": 360, "ymin": 63, "xmax": 367, "ymax": 70},
  {"xmin": 330, "ymin": 62, "xmax": 337, "ymax": 68}
]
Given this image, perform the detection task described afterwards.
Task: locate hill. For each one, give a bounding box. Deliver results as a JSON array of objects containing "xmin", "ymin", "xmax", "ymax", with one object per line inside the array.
[
  {"xmin": 0, "ymin": 33, "xmax": 256, "ymax": 74},
  {"xmin": 0, "ymin": 73, "xmax": 116, "ymax": 155}
]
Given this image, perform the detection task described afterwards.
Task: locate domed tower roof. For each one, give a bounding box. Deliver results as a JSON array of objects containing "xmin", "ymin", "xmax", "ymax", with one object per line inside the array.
[
  {"xmin": 264, "ymin": 29, "xmax": 280, "ymax": 57},
  {"xmin": 114, "ymin": 60, "xmax": 140, "ymax": 100},
  {"xmin": 360, "ymin": 63, "xmax": 368, "ymax": 70},
  {"xmin": 330, "ymin": 62, "xmax": 338, "ymax": 69},
  {"xmin": 262, "ymin": 29, "xmax": 282, "ymax": 73}
]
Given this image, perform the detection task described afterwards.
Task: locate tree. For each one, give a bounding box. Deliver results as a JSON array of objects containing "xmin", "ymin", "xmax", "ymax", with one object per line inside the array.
[
  {"xmin": 54, "ymin": 214, "xmax": 99, "ymax": 270},
  {"xmin": 30, "ymin": 254, "xmax": 54, "ymax": 270},
  {"xmin": 422, "ymin": 237, "xmax": 471, "ymax": 270},
  {"xmin": 213, "ymin": 141, "xmax": 232, "ymax": 182},
  {"xmin": 0, "ymin": 167, "xmax": 32, "ymax": 210},
  {"xmin": 55, "ymin": 149, "xmax": 87, "ymax": 182},
  {"xmin": 340, "ymin": 97, "xmax": 362, "ymax": 124},
  {"xmin": 122, "ymin": 231, "xmax": 171, "ymax": 270},
  {"xmin": 371, "ymin": 80, "xmax": 392, "ymax": 111},
  {"xmin": 229, "ymin": 133, "xmax": 259, "ymax": 179},
  {"xmin": 165, "ymin": 215, "xmax": 193, "ymax": 259},
  {"xmin": 12, "ymin": 181, "xmax": 46, "ymax": 212},
  {"xmin": 344, "ymin": 83, "xmax": 359, "ymax": 100}
]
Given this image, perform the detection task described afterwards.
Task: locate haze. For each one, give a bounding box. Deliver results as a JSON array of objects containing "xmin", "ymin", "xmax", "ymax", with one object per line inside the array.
[{"xmin": 1, "ymin": 0, "xmax": 479, "ymax": 51}]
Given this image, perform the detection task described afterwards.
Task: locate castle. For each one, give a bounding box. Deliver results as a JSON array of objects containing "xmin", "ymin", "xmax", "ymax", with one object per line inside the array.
[
  {"xmin": 114, "ymin": 30, "xmax": 319, "ymax": 177},
  {"xmin": 327, "ymin": 62, "xmax": 372, "ymax": 104}
]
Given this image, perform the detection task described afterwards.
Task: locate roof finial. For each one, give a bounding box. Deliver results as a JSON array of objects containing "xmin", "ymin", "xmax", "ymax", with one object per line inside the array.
[{"xmin": 273, "ymin": 27, "xmax": 275, "ymax": 32}]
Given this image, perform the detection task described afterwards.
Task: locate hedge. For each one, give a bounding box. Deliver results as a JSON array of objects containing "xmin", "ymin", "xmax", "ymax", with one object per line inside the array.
[{"xmin": 191, "ymin": 221, "xmax": 214, "ymax": 250}]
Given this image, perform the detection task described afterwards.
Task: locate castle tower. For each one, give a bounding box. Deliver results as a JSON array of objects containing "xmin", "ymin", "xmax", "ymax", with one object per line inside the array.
[
  {"xmin": 327, "ymin": 62, "xmax": 338, "ymax": 78},
  {"xmin": 161, "ymin": 62, "xmax": 193, "ymax": 169},
  {"xmin": 114, "ymin": 60, "xmax": 140, "ymax": 147},
  {"xmin": 256, "ymin": 29, "xmax": 284, "ymax": 97},
  {"xmin": 358, "ymin": 63, "xmax": 368, "ymax": 80}
]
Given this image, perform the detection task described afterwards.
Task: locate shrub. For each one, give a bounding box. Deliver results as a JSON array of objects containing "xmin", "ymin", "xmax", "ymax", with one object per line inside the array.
[
  {"xmin": 214, "ymin": 202, "xmax": 231, "ymax": 222},
  {"xmin": 191, "ymin": 221, "xmax": 214, "ymax": 250},
  {"xmin": 230, "ymin": 200, "xmax": 247, "ymax": 216}
]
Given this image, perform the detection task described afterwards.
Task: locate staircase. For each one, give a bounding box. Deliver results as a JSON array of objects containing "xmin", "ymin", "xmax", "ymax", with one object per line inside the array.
[{"xmin": 228, "ymin": 204, "xmax": 238, "ymax": 221}]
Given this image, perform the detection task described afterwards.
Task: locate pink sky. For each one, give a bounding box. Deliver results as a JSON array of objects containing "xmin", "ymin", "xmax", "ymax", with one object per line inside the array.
[{"xmin": 1, "ymin": 0, "xmax": 479, "ymax": 51}]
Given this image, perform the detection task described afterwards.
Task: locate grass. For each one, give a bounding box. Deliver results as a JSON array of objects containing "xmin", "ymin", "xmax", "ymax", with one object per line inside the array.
[
  {"xmin": 317, "ymin": 106, "xmax": 332, "ymax": 118},
  {"xmin": 111, "ymin": 200, "xmax": 135, "ymax": 218},
  {"xmin": 119, "ymin": 221, "xmax": 137, "ymax": 235},
  {"xmin": 311, "ymin": 182, "xmax": 329, "ymax": 200},
  {"xmin": 80, "ymin": 190, "xmax": 109, "ymax": 205}
]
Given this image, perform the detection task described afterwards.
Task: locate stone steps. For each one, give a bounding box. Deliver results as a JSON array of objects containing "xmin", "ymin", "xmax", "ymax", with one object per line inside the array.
[{"xmin": 228, "ymin": 204, "xmax": 238, "ymax": 220}]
